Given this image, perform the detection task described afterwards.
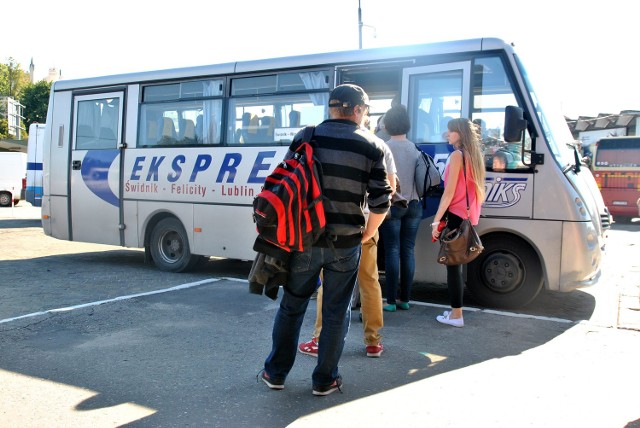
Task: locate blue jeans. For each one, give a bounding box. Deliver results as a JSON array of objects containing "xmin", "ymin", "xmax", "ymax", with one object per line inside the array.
[
  {"xmin": 379, "ymin": 199, "xmax": 423, "ymax": 304},
  {"xmin": 264, "ymin": 245, "xmax": 361, "ymax": 388}
]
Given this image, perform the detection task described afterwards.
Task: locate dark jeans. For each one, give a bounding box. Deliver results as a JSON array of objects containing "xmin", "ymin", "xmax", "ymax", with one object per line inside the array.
[
  {"xmin": 379, "ymin": 199, "xmax": 423, "ymax": 304},
  {"xmin": 264, "ymin": 245, "xmax": 361, "ymax": 388}
]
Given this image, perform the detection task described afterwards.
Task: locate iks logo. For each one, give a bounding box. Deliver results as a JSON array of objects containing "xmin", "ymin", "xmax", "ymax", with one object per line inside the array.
[{"xmin": 484, "ymin": 177, "xmax": 527, "ymax": 208}]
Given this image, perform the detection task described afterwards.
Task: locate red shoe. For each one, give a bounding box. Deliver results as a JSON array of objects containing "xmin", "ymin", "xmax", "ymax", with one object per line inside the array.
[
  {"xmin": 298, "ymin": 337, "xmax": 318, "ymax": 357},
  {"xmin": 366, "ymin": 343, "xmax": 384, "ymax": 357}
]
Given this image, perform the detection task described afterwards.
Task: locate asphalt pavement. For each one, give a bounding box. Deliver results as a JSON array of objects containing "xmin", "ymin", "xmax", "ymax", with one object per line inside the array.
[{"xmin": 1, "ymin": 203, "xmax": 639, "ymax": 427}]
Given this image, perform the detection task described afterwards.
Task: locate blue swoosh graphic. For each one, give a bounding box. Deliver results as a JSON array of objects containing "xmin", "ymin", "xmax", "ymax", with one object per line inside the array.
[{"xmin": 80, "ymin": 150, "xmax": 120, "ymax": 207}]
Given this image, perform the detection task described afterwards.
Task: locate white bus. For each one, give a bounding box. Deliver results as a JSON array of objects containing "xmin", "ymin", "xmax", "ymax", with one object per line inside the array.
[
  {"xmin": 41, "ymin": 38, "xmax": 609, "ymax": 308},
  {"xmin": 26, "ymin": 123, "xmax": 46, "ymax": 207}
]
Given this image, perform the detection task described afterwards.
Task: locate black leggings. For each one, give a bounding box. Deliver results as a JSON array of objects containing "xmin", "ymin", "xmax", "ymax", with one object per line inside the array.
[{"xmin": 445, "ymin": 212, "xmax": 464, "ymax": 309}]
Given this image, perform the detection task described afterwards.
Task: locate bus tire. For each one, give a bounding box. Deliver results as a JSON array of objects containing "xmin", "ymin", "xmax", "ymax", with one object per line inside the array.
[
  {"xmin": 0, "ymin": 192, "xmax": 12, "ymax": 207},
  {"xmin": 149, "ymin": 217, "xmax": 201, "ymax": 272},
  {"xmin": 466, "ymin": 234, "xmax": 543, "ymax": 309}
]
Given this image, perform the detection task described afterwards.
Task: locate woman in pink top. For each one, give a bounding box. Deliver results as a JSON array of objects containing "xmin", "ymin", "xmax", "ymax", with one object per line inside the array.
[{"xmin": 431, "ymin": 118, "xmax": 486, "ymax": 327}]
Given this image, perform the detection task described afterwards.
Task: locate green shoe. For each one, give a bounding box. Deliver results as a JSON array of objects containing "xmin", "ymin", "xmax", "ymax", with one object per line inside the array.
[
  {"xmin": 383, "ymin": 304, "xmax": 396, "ymax": 312},
  {"xmin": 397, "ymin": 302, "xmax": 410, "ymax": 310}
]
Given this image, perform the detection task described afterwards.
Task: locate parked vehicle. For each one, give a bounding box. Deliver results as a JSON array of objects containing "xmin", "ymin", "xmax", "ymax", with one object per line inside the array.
[
  {"xmin": 26, "ymin": 123, "xmax": 46, "ymax": 207},
  {"xmin": 41, "ymin": 38, "xmax": 609, "ymax": 308},
  {"xmin": 591, "ymin": 137, "xmax": 640, "ymax": 221},
  {"xmin": 0, "ymin": 152, "xmax": 27, "ymax": 207}
]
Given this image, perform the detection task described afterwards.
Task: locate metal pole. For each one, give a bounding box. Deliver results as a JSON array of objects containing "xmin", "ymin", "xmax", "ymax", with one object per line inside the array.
[{"xmin": 358, "ymin": 0, "xmax": 363, "ymax": 49}]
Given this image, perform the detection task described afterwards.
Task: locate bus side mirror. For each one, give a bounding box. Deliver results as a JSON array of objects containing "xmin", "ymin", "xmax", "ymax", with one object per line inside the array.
[{"xmin": 504, "ymin": 106, "xmax": 527, "ymax": 143}]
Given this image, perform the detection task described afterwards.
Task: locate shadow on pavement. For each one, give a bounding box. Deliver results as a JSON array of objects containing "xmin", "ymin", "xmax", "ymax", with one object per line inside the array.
[
  {"xmin": 0, "ymin": 218, "xmax": 42, "ymax": 229},
  {"xmin": 0, "ymin": 279, "xmax": 575, "ymax": 427}
]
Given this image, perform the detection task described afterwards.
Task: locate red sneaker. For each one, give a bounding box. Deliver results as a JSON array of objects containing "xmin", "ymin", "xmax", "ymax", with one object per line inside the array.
[
  {"xmin": 366, "ymin": 343, "xmax": 384, "ymax": 357},
  {"xmin": 298, "ymin": 337, "xmax": 318, "ymax": 357}
]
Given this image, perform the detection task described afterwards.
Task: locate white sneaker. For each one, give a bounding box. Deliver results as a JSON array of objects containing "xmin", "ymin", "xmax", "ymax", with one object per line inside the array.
[{"xmin": 436, "ymin": 311, "xmax": 464, "ymax": 328}]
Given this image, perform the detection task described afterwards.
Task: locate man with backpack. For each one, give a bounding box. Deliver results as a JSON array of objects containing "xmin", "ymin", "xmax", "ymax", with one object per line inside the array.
[{"xmin": 259, "ymin": 84, "xmax": 392, "ymax": 396}]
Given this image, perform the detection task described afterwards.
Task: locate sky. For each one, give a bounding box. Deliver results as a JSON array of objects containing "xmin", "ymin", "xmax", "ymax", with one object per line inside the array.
[{"xmin": 3, "ymin": 0, "xmax": 638, "ymax": 119}]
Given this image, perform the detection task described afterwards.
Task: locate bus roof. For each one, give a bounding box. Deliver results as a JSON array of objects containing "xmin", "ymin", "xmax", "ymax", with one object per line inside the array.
[{"xmin": 51, "ymin": 37, "xmax": 511, "ymax": 92}]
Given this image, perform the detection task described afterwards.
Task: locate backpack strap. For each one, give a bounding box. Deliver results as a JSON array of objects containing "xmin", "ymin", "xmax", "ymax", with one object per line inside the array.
[
  {"xmin": 299, "ymin": 125, "xmax": 339, "ymax": 258},
  {"xmin": 302, "ymin": 125, "xmax": 315, "ymax": 143}
]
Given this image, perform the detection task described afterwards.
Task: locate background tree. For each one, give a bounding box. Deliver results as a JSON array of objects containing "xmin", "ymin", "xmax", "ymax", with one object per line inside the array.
[
  {"xmin": 0, "ymin": 118, "xmax": 8, "ymax": 139},
  {"xmin": 20, "ymin": 81, "xmax": 51, "ymax": 129},
  {"xmin": 0, "ymin": 58, "xmax": 30, "ymax": 98}
]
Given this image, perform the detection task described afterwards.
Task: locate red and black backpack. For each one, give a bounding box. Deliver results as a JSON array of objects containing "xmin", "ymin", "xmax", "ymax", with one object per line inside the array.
[{"xmin": 252, "ymin": 126, "xmax": 326, "ymax": 253}]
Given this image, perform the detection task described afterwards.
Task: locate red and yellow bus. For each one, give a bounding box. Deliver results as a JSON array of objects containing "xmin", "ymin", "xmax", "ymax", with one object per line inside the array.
[{"xmin": 592, "ymin": 137, "xmax": 640, "ymax": 221}]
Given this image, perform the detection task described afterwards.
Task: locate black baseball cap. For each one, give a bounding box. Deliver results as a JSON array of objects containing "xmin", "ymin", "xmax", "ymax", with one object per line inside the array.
[{"xmin": 328, "ymin": 84, "xmax": 369, "ymax": 108}]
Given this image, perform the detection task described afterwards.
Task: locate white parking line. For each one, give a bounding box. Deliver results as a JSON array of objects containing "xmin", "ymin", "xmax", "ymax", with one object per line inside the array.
[
  {"xmin": 0, "ymin": 276, "xmax": 575, "ymax": 326},
  {"xmin": 406, "ymin": 301, "xmax": 574, "ymax": 324},
  {"xmin": 0, "ymin": 278, "xmax": 220, "ymax": 325}
]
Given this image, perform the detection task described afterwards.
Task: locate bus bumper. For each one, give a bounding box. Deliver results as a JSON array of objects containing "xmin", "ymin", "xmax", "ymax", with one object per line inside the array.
[{"xmin": 559, "ymin": 220, "xmax": 603, "ymax": 292}]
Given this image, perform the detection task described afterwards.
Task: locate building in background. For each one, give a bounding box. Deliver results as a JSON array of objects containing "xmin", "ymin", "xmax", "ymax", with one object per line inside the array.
[
  {"xmin": 1, "ymin": 97, "xmax": 25, "ymax": 140},
  {"xmin": 27, "ymin": 58, "xmax": 63, "ymax": 84},
  {"xmin": 45, "ymin": 67, "xmax": 62, "ymax": 83}
]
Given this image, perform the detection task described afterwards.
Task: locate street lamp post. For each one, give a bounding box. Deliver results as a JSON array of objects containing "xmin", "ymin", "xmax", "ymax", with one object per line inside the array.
[
  {"xmin": 358, "ymin": 0, "xmax": 376, "ymax": 50},
  {"xmin": 358, "ymin": 0, "xmax": 363, "ymax": 49}
]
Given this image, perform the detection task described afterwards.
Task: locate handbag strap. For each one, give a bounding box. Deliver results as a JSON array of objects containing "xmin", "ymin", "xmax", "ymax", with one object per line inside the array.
[{"xmin": 460, "ymin": 150, "xmax": 471, "ymax": 220}]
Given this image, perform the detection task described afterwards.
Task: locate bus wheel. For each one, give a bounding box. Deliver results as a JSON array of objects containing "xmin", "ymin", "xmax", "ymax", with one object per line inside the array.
[
  {"xmin": 149, "ymin": 217, "xmax": 202, "ymax": 272},
  {"xmin": 466, "ymin": 234, "xmax": 543, "ymax": 309},
  {"xmin": 0, "ymin": 192, "xmax": 12, "ymax": 207}
]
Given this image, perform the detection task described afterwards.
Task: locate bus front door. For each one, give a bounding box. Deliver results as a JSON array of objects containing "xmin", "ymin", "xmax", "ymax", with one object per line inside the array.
[{"xmin": 70, "ymin": 92, "xmax": 124, "ymax": 245}]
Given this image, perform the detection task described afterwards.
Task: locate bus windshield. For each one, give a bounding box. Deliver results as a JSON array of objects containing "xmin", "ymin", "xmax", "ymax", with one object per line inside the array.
[
  {"xmin": 594, "ymin": 138, "xmax": 640, "ymax": 168},
  {"xmin": 515, "ymin": 55, "xmax": 575, "ymax": 169}
]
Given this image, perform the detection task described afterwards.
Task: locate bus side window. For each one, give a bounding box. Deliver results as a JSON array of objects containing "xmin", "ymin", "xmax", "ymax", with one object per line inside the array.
[
  {"xmin": 416, "ymin": 109, "xmax": 434, "ymax": 143},
  {"xmin": 77, "ymin": 125, "xmax": 95, "ymax": 148},
  {"xmin": 471, "ymin": 57, "xmax": 532, "ymax": 171},
  {"xmin": 159, "ymin": 117, "xmax": 177, "ymax": 145},
  {"xmin": 237, "ymin": 113, "xmax": 259, "ymax": 144},
  {"xmin": 146, "ymin": 119, "xmax": 158, "ymax": 146},
  {"xmin": 98, "ymin": 127, "xmax": 117, "ymax": 148},
  {"xmin": 289, "ymin": 110, "xmax": 300, "ymax": 127},
  {"xmin": 195, "ymin": 115, "xmax": 203, "ymax": 143},
  {"xmin": 180, "ymin": 119, "xmax": 196, "ymax": 144},
  {"xmin": 260, "ymin": 116, "xmax": 275, "ymax": 139}
]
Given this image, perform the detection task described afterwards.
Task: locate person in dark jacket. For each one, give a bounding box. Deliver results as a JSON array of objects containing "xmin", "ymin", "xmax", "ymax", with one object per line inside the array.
[{"xmin": 259, "ymin": 84, "xmax": 392, "ymax": 396}]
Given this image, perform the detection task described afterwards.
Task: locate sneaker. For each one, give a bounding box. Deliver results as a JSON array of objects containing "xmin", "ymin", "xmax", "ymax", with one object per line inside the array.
[
  {"xmin": 436, "ymin": 311, "xmax": 464, "ymax": 328},
  {"xmin": 383, "ymin": 304, "xmax": 396, "ymax": 312},
  {"xmin": 298, "ymin": 337, "xmax": 318, "ymax": 357},
  {"xmin": 312, "ymin": 375, "xmax": 343, "ymax": 396},
  {"xmin": 258, "ymin": 369, "xmax": 284, "ymax": 390},
  {"xmin": 397, "ymin": 302, "xmax": 410, "ymax": 310},
  {"xmin": 366, "ymin": 343, "xmax": 384, "ymax": 357}
]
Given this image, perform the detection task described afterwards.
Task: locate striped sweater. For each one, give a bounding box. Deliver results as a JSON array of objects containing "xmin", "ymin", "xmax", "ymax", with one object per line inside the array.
[{"xmin": 288, "ymin": 119, "xmax": 392, "ymax": 248}]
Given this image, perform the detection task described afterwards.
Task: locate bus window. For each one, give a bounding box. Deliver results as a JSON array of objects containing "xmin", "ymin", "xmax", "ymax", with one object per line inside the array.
[
  {"xmin": 75, "ymin": 97, "xmax": 120, "ymax": 150},
  {"xmin": 471, "ymin": 57, "xmax": 527, "ymax": 171},
  {"xmin": 408, "ymin": 69, "xmax": 463, "ymax": 144},
  {"xmin": 227, "ymin": 94, "xmax": 327, "ymax": 145},
  {"xmin": 139, "ymin": 79, "xmax": 223, "ymax": 147},
  {"xmin": 227, "ymin": 71, "xmax": 331, "ymax": 145},
  {"xmin": 226, "ymin": 70, "xmax": 331, "ymax": 145}
]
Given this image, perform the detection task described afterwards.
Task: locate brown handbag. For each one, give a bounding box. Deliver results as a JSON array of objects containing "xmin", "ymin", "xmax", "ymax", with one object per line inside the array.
[{"xmin": 437, "ymin": 154, "xmax": 484, "ymax": 266}]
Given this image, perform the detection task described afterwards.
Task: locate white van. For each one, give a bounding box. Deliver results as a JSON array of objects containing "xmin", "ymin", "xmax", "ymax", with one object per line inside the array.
[
  {"xmin": 0, "ymin": 152, "xmax": 27, "ymax": 207},
  {"xmin": 26, "ymin": 123, "xmax": 46, "ymax": 207}
]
